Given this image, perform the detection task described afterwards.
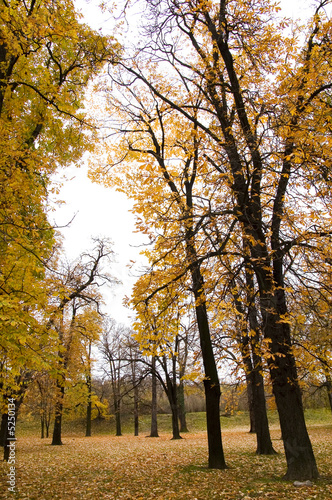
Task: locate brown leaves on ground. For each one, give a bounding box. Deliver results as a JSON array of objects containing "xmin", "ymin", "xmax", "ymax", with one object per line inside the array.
[{"xmin": 0, "ymin": 426, "xmax": 331, "ymax": 499}]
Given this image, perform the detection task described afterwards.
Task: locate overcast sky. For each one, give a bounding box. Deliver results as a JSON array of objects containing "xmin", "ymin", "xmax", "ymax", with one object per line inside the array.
[{"xmin": 51, "ymin": 0, "xmax": 320, "ymax": 325}]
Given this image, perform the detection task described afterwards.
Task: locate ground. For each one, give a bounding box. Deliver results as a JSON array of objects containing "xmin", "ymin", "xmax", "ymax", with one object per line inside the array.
[{"xmin": 0, "ymin": 412, "xmax": 331, "ymax": 499}]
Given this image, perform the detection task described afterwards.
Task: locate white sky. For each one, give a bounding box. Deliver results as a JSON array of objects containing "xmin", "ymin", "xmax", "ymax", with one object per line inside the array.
[
  {"xmin": 51, "ymin": 0, "xmax": 321, "ymax": 325},
  {"xmin": 50, "ymin": 163, "xmax": 144, "ymax": 325}
]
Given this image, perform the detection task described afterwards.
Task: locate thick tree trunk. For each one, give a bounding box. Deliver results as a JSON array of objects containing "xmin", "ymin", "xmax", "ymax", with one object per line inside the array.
[
  {"xmin": 246, "ymin": 376, "xmax": 256, "ymax": 433},
  {"xmin": 52, "ymin": 385, "xmax": 64, "ymax": 445},
  {"xmin": 244, "ymin": 261, "xmax": 275, "ymax": 454},
  {"xmin": 150, "ymin": 357, "xmax": 159, "ymax": 437},
  {"xmin": 262, "ymin": 294, "xmax": 318, "ymax": 480},
  {"xmin": 195, "ymin": 296, "xmax": 227, "ymax": 469},
  {"xmin": 178, "ymin": 381, "xmax": 189, "ymax": 433},
  {"xmin": 327, "ymin": 383, "xmax": 332, "ymax": 413},
  {"xmin": 52, "ymin": 409, "xmax": 63, "ymax": 445}
]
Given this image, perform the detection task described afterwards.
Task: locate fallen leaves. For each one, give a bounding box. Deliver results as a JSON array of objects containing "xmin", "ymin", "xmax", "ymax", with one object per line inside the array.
[{"xmin": 0, "ymin": 425, "xmax": 331, "ymax": 499}]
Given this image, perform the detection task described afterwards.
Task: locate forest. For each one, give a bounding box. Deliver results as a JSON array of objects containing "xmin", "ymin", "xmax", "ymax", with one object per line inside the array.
[{"xmin": 0, "ymin": 0, "xmax": 332, "ymax": 498}]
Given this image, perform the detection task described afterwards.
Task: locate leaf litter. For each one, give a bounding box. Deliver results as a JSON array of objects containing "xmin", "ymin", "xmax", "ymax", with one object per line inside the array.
[{"xmin": 0, "ymin": 426, "xmax": 331, "ymax": 499}]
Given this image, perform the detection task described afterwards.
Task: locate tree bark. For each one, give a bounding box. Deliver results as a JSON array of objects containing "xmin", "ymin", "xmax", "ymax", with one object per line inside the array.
[
  {"xmin": 232, "ymin": 272, "xmax": 275, "ymax": 454},
  {"xmin": 52, "ymin": 384, "xmax": 64, "ymax": 445},
  {"xmin": 194, "ymin": 292, "xmax": 227, "ymax": 469},
  {"xmin": 178, "ymin": 381, "xmax": 189, "ymax": 433},
  {"xmin": 150, "ymin": 356, "xmax": 159, "ymax": 437},
  {"xmin": 114, "ymin": 396, "xmax": 122, "ymax": 436},
  {"xmin": 41, "ymin": 416, "xmax": 45, "ymax": 439},
  {"xmin": 163, "ymin": 356, "xmax": 182, "ymax": 440},
  {"xmin": 170, "ymin": 398, "xmax": 181, "ymax": 440},
  {"xmin": 46, "ymin": 416, "xmax": 50, "ymax": 439},
  {"xmin": 246, "ymin": 377, "xmax": 256, "ymax": 433},
  {"xmin": 186, "ymin": 186, "xmax": 226, "ymax": 468},
  {"xmin": 86, "ymin": 372, "xmax": 92, "ymax": 437},
  {"xmin": 134, "ymin": 382, "xmax": 139, "ymax": 436},
  {"xmin": 251, "ymin": 368, "xmax": 276, "ymax": 455},
  {"xmin": 323, "ymin": 374, "xmax": 332, "ymax": 413},
  {"xmin": 261, "ymin": 287, "xmax": 318, "ymax": 479},
  {"xmin": 0, "ymin": 413, "xmax": 7, "ymax": 447}
]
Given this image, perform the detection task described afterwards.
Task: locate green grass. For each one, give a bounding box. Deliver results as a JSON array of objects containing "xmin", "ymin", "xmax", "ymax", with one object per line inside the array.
[{"xmin": 17, "ymin": 407, "xmax": 331, "ymax": 439}]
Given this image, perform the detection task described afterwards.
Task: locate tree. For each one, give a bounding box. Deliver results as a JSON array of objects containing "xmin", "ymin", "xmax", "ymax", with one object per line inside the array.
[
  {"xmin": 99, "ymin": 319, "xmax": 128, "ymax": 437},
  {"xmin": 49, "ymin": 239, "xmax": 115, "ymax": 445},
  {"xmin": 91, "ymin": 0, "xmax": 332, "ymax": 479},
  {"xmin": 149, "ymin": 355, "xmax": 159, "ymax": 438},
  {"xmin": 133, "ymin": 300, "xmax": 183, "ymax": 440},
  {"xmin": 131, "ymin": 290, "xmax": 200, "ymax": 439},
  {"xmin": 213, "ymin": 253, "xmax": 276, "ymax": 454},
  {"xmin": 22, "ymin": 372, "xmax": 56, "ymax": 439},
  {"xmin": 93, "ymin": 78, "xmax": 228, "ymax": 467},
  {"xmin": 0, "ymin": 0, "xmax": 119, "ymax": 429},
  {"xmin": 124, "ymin": 336, "xmax": 144, "ymax": 436}
]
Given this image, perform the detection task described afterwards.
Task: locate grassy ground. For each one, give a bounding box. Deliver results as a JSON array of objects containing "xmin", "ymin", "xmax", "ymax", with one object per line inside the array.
[{"xmin": 0, "ymin": 410, "xmax": 331, "ymax": 499}]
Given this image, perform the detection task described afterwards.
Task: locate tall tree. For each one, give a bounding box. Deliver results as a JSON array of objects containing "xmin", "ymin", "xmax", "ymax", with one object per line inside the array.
[
  {"xmin": 0, "ymin": 0, "xmax": 119, "ymax": 420},
  {"xmin": 99, "ymin": 320, "xmax": 129, "ymax": 437},
  {"xmin": 93, "ymin": 79, "xmax": 228, "ymax": 467},
  {"xmin": 93, "ymin": 0, "xmax": 332, "ymax": 479},
  {"xmin": 49, "ymin": 239, "xmax": 114, "ymax": 445}
]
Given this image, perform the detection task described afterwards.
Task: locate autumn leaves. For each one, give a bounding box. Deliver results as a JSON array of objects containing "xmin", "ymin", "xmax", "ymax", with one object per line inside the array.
[
  {"xmin": 1, "ymin": 0, "xmax": 332, "ymax": 484},
  {"xmin": 0, "ymin": 0, "xmax": 117, "ymax": 457},
  {"xmin": 89, "ymin": 0, "xmax": 332, "ymax": 480}
]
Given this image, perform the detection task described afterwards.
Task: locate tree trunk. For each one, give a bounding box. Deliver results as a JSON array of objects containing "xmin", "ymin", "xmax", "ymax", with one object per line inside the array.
[
  {"xmin": 150, "ymin": 357, "xmax": 159, "ymax": 437},
  {"xmin": 134, "ymin": 381, "xmax": 139, "ymax": 436},
  {"xmin": 251, "ymin": 368, "xmax": 276, "ymax": 455},
  {"xmin": 170, "ymin": 400, "xmax": 181, "ymax": 440},
  {"xmin": 243, "ymin": 260, "xmax": 275, "ymax": 453},
  {"xmin": 163, "ymin": 360, "xmax": 182, "ymax": 440},
  {"xmin": 246, "ymin": 376, "xmax": 256, "ymax": 433},
  {"xmin": 52, "ymin": 384, "xmax": 64, "ymax": 445},
  {"xmin": 178, "ymin": 381, "xmax": 189, "ymax": 433},
  {"xmin": 86, "ymin": 373, "xmax": 92, "ymax": 437},
  {"xmin": 195, "ymin": 295, "xmax": 227, "ymax": 469},
  {"xmin": 0, "ymin": 413, "xmax": 7, "ymax": 447},
  {"xmin": 262, "ymin": 292, "xmax": 318, "ymax": 480},
  {"xmin": 240, "ymin": 330, "xmax": 275, "ymax": 454},
  {"xmin": 114, "ymin": 397, "xmax": 122, "ymax": 436},
  {"xmin": 3, "ymin": 425, "xmax": 10, "ymax": 462},
  {"xmin": 324, "ymin": 374, "xmax": 332, "ymax": 413},
  {"xmin": 41, "ymin": 415, "xmax": 45, "ymax": 439},
  {"xmin": 45, "ymin": 408, "xmax": 51, "ymax": 438}
]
